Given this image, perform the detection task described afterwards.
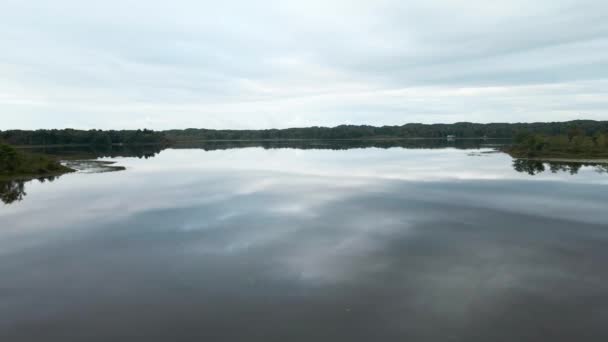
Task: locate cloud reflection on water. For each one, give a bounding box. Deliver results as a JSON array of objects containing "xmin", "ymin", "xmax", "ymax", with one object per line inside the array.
[{"xmin": 1, "ymin": 147, "xmax": 608, "ymax": 341}]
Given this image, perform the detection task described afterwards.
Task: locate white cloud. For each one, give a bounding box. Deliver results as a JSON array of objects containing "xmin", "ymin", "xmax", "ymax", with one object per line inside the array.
[{"xmin": 0, "ymin": 0, "xmax": 606, "ymax": 129}]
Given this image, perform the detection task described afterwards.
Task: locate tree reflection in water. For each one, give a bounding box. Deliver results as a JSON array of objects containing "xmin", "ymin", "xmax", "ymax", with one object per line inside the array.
[
  {"xmin": 0, "ymin": 176, "xmax": 59, "ymax": 204},
  {"xmin": 513, "ymin": 159, "xmax": 608, "ymax": 175}
]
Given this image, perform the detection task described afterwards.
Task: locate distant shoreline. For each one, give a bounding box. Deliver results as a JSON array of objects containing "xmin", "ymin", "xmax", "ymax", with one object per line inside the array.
[
  {"xmin": 8, "ymin": 137, "xmax": 510, "ymax": 149},
  {"xmin": 170, "ymin": 137, "xmax": 509, "ymax": 143},
  {"xmin": 3, "ymin": 120, "xmax": 605, "ymax": 146},
  {"xmin": 13, "ymin": 142, "xmax": 167, "ymax": 149},
  {"xmin": 13, "ymin": 137, "xmax": 512, "ymax": 149}
]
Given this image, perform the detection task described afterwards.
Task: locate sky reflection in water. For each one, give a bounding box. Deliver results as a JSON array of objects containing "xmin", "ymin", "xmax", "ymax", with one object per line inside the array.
[{"xmin": 1, "ymin": 144, "xmax": 608, "ymax": 341}]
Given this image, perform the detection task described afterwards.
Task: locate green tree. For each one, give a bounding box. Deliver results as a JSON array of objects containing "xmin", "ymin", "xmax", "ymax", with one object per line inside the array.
[
  {"xmin": 0, "ymin": 144, "xmax": 20, "ymax": 173},
  {"xmin": 567, "ymin": 126, "xmax": 584, "ymax": 142}
]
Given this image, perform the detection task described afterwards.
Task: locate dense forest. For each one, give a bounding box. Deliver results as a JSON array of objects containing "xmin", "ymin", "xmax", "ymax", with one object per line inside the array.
[
  {"xmin": 0, "ymin": 143, "xmax": 73, "ymax": 179},
  {"xmin": 0, "ymin": 129, "xmax": 167, "ymax": 146},
  {"xmin": 165, "ymin": 120, "xmax": 608, "ymax": 141},
  {"xmin": 507, "ymin": 128, "xmax": 608, "ymax": 158}
]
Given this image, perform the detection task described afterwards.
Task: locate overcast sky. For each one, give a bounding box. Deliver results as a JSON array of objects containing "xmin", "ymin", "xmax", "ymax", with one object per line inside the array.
[{"xmin": 1, "ymin": 0, "xmax": 607, "ymax": 130}]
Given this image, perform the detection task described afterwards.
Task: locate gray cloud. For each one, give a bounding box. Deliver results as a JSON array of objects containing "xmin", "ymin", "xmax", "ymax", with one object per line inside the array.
[{"xmin": 1, "ymin": 0, "xmax": 607, "ymax": 129}]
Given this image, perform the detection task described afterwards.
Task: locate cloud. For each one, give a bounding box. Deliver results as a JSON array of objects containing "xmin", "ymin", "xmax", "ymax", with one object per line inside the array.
[{"xmin": 0, "ymin": 0, "xmax": 607, "ymax": 129}]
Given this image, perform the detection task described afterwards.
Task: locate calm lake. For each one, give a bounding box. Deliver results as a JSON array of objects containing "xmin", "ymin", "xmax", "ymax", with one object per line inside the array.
[{"xmin": 1, "ymin": 141, "xmax": 608, "ymax": 341}]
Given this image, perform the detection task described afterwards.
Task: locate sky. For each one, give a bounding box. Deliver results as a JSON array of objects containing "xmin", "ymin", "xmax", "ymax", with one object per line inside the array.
[{"xmin": 1, "ymin": 0, "xmax": 607, "ymax": 130}]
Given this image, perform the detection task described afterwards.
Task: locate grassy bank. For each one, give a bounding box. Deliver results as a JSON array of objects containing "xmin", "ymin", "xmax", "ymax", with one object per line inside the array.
[{"xmin": 0, "ymin": 143, "xmax": 75, "ymax": 181}]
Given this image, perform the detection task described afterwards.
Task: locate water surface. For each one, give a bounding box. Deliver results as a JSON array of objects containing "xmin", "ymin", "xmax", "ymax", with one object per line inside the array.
[{"xmin": 1, "ymin": 143, "xmax": 608, "ymax": 341}]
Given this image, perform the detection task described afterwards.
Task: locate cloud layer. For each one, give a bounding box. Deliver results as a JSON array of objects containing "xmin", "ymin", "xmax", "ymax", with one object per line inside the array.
[{"xmin": 1, "ymin": 0, "xmax": 607, "ymax": 129}]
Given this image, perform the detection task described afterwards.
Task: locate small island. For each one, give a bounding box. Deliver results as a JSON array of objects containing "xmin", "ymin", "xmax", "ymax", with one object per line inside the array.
[{"xmin": 0, "ymin": 143, "xmax": 75, "ymax": 181}]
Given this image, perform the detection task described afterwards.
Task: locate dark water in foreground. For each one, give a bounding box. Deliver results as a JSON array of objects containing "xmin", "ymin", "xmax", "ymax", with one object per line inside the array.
[{"xmin": 1, "ymin": 142, "xmax": 608, "ymax": 341}]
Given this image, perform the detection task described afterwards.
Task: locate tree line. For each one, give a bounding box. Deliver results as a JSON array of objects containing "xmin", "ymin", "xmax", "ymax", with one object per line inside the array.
[
  {"xmin": 164, "ymin": 120, "xmax": 608, "ymax": 141},
  {"xmin": 2, "ymin": 120, "xmax": 607, "ymax": 146},
  {"xmin": 0, "ymin": 129, "xmax": 167, "ymax": 146}
]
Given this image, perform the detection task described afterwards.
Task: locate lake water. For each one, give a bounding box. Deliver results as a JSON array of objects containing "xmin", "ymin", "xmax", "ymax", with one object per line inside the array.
[{"xmin": 2, "ymin": 142, "xmax": 608, "ymax": 341}]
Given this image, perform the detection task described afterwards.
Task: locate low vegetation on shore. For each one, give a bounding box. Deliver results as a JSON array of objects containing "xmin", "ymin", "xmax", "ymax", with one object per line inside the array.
[{"xmin": 0, "ymin": 143, "xmax": 74, "ymax": 180}]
